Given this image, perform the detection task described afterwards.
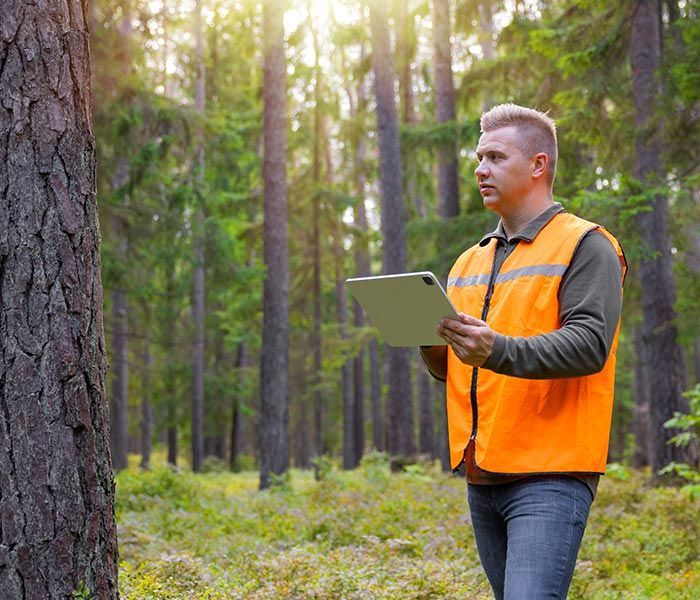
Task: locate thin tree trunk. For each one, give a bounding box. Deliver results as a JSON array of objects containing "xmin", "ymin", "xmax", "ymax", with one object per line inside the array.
[
  {"xmin": 230, "ymin": 343, "xmax": 246, "ymax": 470},
  {"xmin": 369, "ymin": 339, "xmax": 384, "ymax": 451},
  {"xmin": 191, "ymin": 0, "xmax": 206, "ymax": 473},
  {"xmin": 477, "ymin": 0, "xmax": 496, "ymax": 110},
  {"xmin": 0, "ymin": 1, "xmax": 119, "ymax": 596},
  {"xmin": 435, "ymin": 380, "xmax": 451, "ymax": 470},
  {"xmin": 369, "ymin": 0, "xmax": 414, "ymax": 460},
  {"xmin": 110, "ymin": 198, "xmax": 129, "ymax": 471},
  {"xmin": 632, "ymin": 326, "xmax": 650, "ymax": 467},
  {"xmin": 417, "ymin": 354, "xmax": 435, "ymax": 456},
  {"xmin": 433, "ymin": 0, "xmax": 460, "ymax": 219},
  {"xmin": 109, "ymin": 0, "xmax": 133, "ymax": 473},
  {"xmin": 351, "ymin": 53, "xmax": 369, "ymax": 464},
  {"xmin": 630, "ymin": 0, "xmax": 696, "ymax": 474},
  {"xmin": 140, "ymin": 335, "xmax": 153, "ymax": 470},
  {"xmin": 307, "ymin": 1, "xmax": 324, "ymax": 463},
  {"xmin": 260, "ymin": 0, "xmax": 290, "ymax": 489}
]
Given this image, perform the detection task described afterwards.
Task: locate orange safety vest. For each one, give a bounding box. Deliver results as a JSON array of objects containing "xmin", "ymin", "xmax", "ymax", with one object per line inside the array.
[{"xmin": 446, "ymin": 212, "xmax": 627, "ymax": 474}]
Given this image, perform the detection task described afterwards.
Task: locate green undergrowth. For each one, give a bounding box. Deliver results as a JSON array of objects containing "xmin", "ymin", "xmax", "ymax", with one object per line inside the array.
[{"xmin": 116, "ymin": 455, "xmax": 699, "ymax": 599}]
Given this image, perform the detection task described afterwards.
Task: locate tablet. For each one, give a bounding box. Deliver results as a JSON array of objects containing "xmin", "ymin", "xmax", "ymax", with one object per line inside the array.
[{"xmin": 345, "ymin": 271, "xmax": 458, "ymax": 347}]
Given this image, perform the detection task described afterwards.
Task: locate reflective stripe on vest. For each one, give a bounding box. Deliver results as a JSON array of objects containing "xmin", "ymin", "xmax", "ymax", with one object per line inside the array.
[{"xmin": 445, "ymin": 212, "xmax": 627, "ymax": 474}]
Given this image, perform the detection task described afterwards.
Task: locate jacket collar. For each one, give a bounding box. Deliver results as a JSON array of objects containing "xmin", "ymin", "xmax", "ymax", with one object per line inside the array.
[{"xmin": 478, "ymin": 203, "xmax": 565, "ymax": 247}]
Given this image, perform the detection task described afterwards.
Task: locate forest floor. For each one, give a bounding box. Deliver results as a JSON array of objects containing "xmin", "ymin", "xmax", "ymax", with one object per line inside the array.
[{"xmin": 116, "ymin": 452, "xmax": 699, "ymax": 599}]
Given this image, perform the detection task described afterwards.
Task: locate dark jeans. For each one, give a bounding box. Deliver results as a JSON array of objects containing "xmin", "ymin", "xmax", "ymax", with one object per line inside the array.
[{"xmin": 467, "ymin": 475, "xmax": 593, "ymax": 599}]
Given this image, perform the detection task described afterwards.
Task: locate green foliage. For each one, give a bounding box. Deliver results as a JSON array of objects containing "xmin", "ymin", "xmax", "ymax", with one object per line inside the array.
[
  {"xmin": 660, "ymin": 385, "xmax": 700, "ymax": 498},
  {"xmin": 71, "ymin": 581, "xmax": 91, "ymax": 600},
  {"xmin": 116, "ymin": 461, "xmax": 699, "ymax": 599}
]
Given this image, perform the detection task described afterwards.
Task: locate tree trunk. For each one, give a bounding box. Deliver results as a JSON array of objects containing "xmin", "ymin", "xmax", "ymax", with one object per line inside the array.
[
  {"xmin": 632, "ymin": 326, "xmax": 650, "ymax": 467},
  {"xmin": 369, "ymin": 339, "xmax": 384, "ymax": 451},
  {"xmin": 140, "ymin": 335, "xmax": 153, "ymax": 470},
  {"xmin": 435, "ymin": 380, "xmax": 451, "ymax": 470},
  {"xmin": 109, "ymin": 0, "xmax": 133, "ymax": 473},
  {"xmin": 191, "ymin": 0, "xmax": 206, "ymax": 473},
  {"xmin": 369, "ymin": 1, "xmax": 414, "ymax": 459},
  {"xmin": 110, "ymin": 200, "xmax": 129, "ymax": 471},
  {"xmin": 433, "ymin": 0, "xmax": 460, "ymax": 218},
  {"xmin": 417, "ymin": 354, "xmax": 435, "ymax": 456},
  {"xmin": 308, "ymin": 2, "xmax": 324, "ymax": 462},
  {"xmin": 351, "ymin": 55, "xmax": 369, "ymax": 465},
  {"xmin": 230, "ymin": 343, "xmax": 246, "ymax": 470},
  {"xmin": 630, "ymin": 0, "xmax": 696, "ymax": 474},
  {"xmin": 477, "ymin": 0, "xmax": 496, "ymax": 110},
  {"xmin": 260, "ymin": 0, "xmax": 290, "ymax": 489},
  {"xmin": 395, "ymin": 0, "xmax": 424, "ymax": 218},
  {"xmin": 0, "ymin": 1, "xmax": 119, "ymax": 596}
]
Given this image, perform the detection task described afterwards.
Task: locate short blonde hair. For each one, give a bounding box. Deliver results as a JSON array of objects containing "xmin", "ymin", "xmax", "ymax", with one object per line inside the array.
[{"xmin": 480, "ymin": 103, "xmax": 558, "ymax": 186}]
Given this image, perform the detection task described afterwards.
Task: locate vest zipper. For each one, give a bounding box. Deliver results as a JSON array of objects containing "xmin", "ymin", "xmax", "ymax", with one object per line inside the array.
[{"xmin": 455, "ymin": 242, "xmax": 502, "ymax": 472}]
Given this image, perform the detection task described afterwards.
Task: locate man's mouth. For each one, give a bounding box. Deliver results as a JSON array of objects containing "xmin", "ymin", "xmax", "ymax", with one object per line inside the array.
[{"xmin": 479, "ymin": 183, "xmax": 495, "ymax": 192}]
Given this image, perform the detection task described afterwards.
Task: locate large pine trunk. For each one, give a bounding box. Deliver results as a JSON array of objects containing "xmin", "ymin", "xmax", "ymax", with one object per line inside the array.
[
  {"xmin": 0, "ymin": 1, "xmax": 119, "ymax": 596},
  {"xmin": 433, "ymin": 0, "xmax": 460, "ymax": 218},
  {"xmin": 630, "ymin": 0, "xmax": 696, "ymax": 474},
  {"xmin": 259, "ymin": 0, "xmax": 290, "ymax": 489},
  {"xmin": 369, "ymin": 0, "xmax": 414, "ymax": 460}
]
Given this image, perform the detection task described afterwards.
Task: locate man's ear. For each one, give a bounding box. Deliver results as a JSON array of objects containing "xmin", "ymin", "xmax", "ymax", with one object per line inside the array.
[{"xmin": 532, "ymin": 153, "xmax": 548, "ymax": 180}]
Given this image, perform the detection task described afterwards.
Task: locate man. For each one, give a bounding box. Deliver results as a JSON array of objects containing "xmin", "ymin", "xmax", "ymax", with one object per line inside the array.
[{"xmin": 420, "ymin": 103, "xmax": 626, "ymax": 599}]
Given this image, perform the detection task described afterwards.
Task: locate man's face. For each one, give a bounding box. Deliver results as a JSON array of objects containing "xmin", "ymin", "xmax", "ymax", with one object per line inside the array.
[{"xmin": 474, "ymin": 125, "xmax": 535, "ymax": 214}]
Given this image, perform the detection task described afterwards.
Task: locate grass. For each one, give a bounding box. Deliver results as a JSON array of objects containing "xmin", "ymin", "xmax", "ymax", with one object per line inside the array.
[{"xmin": 116, "ymin": 453, "xmax": 699, "ymax": 599}]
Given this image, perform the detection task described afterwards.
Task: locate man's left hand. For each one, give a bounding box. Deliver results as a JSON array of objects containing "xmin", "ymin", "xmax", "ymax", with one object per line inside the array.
[{"xmin": 437, "ymin": 313, "xmax": 496, "ymax": 367}]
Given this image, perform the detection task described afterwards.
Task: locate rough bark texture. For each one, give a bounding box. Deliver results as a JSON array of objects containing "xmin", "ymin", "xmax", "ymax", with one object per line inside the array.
[
  {"xmin": 433, "ymin": 0, "xmax": 460, "ymax": 219},
  {"xmin": 369, "ymin": 338, "xmax": 383, "ymax": 451},
  {"xmin": 259, "ymin": 0, "xmax": 290, "ymax": 489},
  {"xmin": 369, "ymin": 1, "xmax": 414, "ymax": 459},
  {"xmin": 0, "ymin": 1, "xmax": 119, "ymax": 597},
  {"xmin": 630, "ymin": 0, "xmax": 696, "ymax": 474},
  {"xmin": 191, "ymin": 0, "xmax": 206, "ymax": 473}
]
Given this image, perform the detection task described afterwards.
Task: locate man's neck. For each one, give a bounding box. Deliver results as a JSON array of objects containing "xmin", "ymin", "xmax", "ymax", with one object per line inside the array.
[{"xmin": 500, "ymin": 199, "xmax": 555, "ymax": 239}]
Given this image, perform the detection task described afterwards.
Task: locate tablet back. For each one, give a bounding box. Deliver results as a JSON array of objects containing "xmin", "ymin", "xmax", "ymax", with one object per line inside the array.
[{"xmin": 345, "ymin": 271, "xmax": 457, "ymax": 347}]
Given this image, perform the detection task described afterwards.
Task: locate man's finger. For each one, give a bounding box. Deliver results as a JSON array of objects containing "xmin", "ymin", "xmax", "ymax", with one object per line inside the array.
[{"xmin": 458, "ymin": 312, "xmax": 486, "ymax": 327}]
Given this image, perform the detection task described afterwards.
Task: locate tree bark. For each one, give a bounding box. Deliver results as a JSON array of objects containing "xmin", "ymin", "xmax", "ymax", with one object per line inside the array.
[
  {"xmin": 230, "ymin": 343, "xmax": 246, "ymax": 470},
  {"xmin": 433, "ymin": 0, "xmax": 460, "ymax": 219},
  {"xmin": 109, "ymin": 0, "xmax": 133, "ymax": 473},
  {"xmin": 259, "ymin": 0, "xmax": 290, "ymax": 489},
  {"xmin": 0, "ymin": 1, "xmax": 119, "ymax": 596},
  {"xmin": 140, "ymin": 335, "xmax": 153, "ymax": 470},
  {"xmin": 369, "ymin": 0, "xmax": 414, "ymax": 459},
  {"xmin": 191, "ymin": 0, "xmax": 206, "ymax": 473},
  {"xmin": 350, "ymin": 53, "xmax": 369, "ymax": 465},
  {"xmin": 417, "ymin": 355, "xmax": 435, "ymax": 456},
  {"xmin": 308, "ymin": 2, "xmax": 324, "ymax": 462},
  {"xmin": 632, "ymin": 326, "xmax": 650, "ymax": 467},
  {"xmin": 630, "ymin": 0, "xmax": 696, "ymax": 474}
]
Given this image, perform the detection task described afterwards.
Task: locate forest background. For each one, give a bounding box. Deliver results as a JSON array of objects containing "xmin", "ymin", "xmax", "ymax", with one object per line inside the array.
[
  {"xmin": 1, "ymin": 0, "xmax": 698, "ymax": 597},
  {"xmin": 93, "ymin": 0, "xmax": 699, "ymax": 484}
]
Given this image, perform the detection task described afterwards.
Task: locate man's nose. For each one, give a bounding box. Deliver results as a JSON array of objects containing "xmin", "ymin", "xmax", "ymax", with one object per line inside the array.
[{"xmin": 475, "ymin": 161, "xmax": 489, "ymax": 179}]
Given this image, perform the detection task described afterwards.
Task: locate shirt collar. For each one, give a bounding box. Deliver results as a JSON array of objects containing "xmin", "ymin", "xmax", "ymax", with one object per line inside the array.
[{"xmin": 478, "ymin": 203, "xmax": 565, "ymax": 246}]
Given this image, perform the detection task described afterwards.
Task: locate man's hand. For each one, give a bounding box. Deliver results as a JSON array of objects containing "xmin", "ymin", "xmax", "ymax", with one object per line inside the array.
[{"xmin": 438, "ymin": 313, "xmax": 495, "ymax": 367}]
